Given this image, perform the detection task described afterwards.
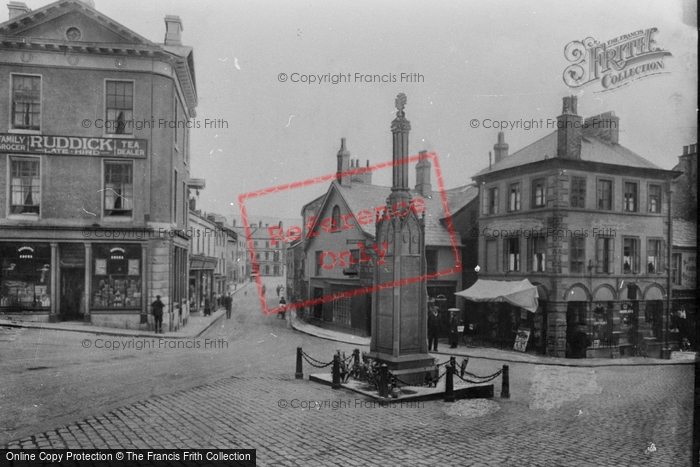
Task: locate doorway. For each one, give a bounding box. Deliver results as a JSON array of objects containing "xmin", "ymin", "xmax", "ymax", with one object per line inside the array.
[{"xmin": 60, "ymin": 268, "xmax": 84, "ymax": 321}]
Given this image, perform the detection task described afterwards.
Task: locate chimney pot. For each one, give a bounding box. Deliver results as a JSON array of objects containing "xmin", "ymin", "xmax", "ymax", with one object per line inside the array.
[
  {"xmin": 164, "ymin": 15, "xmax": 183, "ymax": 46},
  {"xmin": 493, "ymin": 131, "xmax": 509, "ymax": 163},
  {"xmin": 415, "ymin": 153, "xmax": 432, "ymax": 197},
  {"xmin": 7, "ymin": 1, "xmax": 30, "ymax": 19},
  {"xmin": 336, "ymin": 137, "xmax": 351, "ymax": 186},
  {"xmin": 683, "ymin": 145, "xmax": 689, "ymax": 155}
]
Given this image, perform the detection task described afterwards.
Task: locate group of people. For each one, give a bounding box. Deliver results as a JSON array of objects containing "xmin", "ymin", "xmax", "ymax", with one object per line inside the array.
[{"xmin": 427, "ymin": 297, "xmax": 463, "ymax": 351}]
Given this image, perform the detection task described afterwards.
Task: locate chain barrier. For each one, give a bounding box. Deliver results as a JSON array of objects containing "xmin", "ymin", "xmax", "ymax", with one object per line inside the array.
[
  {"xmin": 435, "ymin": 359, "xmax": 451, "ymax": 367},
  {"xmin": 454, "ymin": 368, "xmax": 503, "ymax": 384},
  {"xmin": 300, "ymin": 350, "xmax": 334, "ymax": 369}
]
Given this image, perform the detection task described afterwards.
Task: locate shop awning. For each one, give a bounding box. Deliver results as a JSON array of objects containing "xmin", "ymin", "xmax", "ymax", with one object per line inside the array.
[
  {"xmin": 190, "ymin": 256, "xmax": 218, "ymax": 270},
  {"xmin": 455, "ymin": 279, "xmax": 539, "ymax": 312}
]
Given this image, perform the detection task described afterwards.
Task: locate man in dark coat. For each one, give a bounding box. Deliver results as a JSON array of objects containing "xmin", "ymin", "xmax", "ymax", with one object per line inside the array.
[
  {"xmin": 449, "ymin": 308, "xmax": 461, "ymax": 348},
  {"xmin": 151, "ymin": 295, "xmax": 164, "ymax": 334},
  {"xmin": 427, "ymin": 299, "xmax": 440, "ymax": 351},
  {"xmin": 225, "ymin": 293, "xmax": 233, "ymax": 319}
]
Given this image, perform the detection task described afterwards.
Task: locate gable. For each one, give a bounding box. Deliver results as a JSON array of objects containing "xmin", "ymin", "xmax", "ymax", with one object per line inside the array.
[
  {"xmin": 306, "ymin": 183, "xmax": 370, "ymax": 252},
  {"xmin": 0, "ymin": 2, "xmax": 152, "ymax": 46}
]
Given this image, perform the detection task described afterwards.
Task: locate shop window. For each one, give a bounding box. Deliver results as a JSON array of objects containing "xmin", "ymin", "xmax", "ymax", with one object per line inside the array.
[
  {"xmin": 426, "ymin": 249, "xmax": 438, "ymax": 275},
  {"xmin": 332, "ymin": 295, "xmax": 351, "ymax": 326},
  {"xmin": 104, "ymin": 161, "xmax": 133, "ymax": 217},
  {"xmin": 11, "ymin": 74, "xmax": 41, "ymax": 131},
  {"xmin": 92, "ymin": 244, "xmax": 141, "ymax": 308},
  {"xmin": 0, "ymin": 243, "xmax": 51, "ymax": 309},
  {"xmin": 532, "ymin": 179, "xmax": 545, "ymax": 208},
  {"xmin": 505, "ymin": 237, "xmax": 520, "ymax": 272},
  {"xmin": 569, "ymin": 237, "xmax": 585, "ymax": 273},
  {"xmin": 570, "ymin": 176, "xmax": 586, "ymax": 208},
  {"xmin": 624, "ymin": 182, "xmax": 638, "ymax": 212},
  {"xmin": 597, "ymin": 179, "xmax": 613, "ymax": 210},
  {"xmin": 9, "ymin": 157, "xmax": 40, "ymax": 215},
  {"xmin": 105, "ymin": 80, "xmax": 133, "ymax": 135},
  {"xmin": 508, "ymin": 183, "xmax": 521, "ymax": 212},
  {"xmin": 647, "ymin": 239, "xmax": 662, "ymax": 273},
  {"xmin": 622, "ymin": 237, "xmax": 640, "ymax": 273},
  {"xmin": 586, "ymin": 302, "xmax": 615, "ymax": 349},
  {"xmin": 595, "ymin": 236, "xmax": 614, "ymax": 274},
  {"xmin": 529, "ymin": 235, "xmax": 545, "ymax": 272},
  {"xmin": 648, "ymin": 184, "xmax": 661, "ymax": 213}
]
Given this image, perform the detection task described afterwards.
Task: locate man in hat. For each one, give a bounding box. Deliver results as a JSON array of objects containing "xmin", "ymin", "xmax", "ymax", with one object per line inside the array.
[
  {"xmin": 151, "ymin": 295, "xmax": 164, "ymax": 334},
  {"xmin": 427, "ymin": 297, "xmax": 440, "ymax": 352}
]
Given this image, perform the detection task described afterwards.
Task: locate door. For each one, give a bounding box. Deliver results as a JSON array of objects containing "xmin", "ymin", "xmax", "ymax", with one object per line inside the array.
[{"xmin": 60, "ymin": 268, "xmax": 84, "ymax": 321}]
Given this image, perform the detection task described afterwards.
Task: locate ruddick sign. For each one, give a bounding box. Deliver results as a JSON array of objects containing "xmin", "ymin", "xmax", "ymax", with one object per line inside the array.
[{"xmin": 0, "ymin": 133, "xmax": 148, "ymax": 158}]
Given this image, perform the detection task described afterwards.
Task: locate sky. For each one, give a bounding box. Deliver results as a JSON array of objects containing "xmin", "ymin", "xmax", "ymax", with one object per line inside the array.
[{"xmin": 19, "ymin": 0, "xmax": 699, "ymax": 223}]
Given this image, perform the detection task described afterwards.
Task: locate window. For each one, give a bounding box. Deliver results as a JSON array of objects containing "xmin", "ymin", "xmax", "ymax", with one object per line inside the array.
[
  {"xmin": 595, "ymin": 236, "xmax": 614, "ymax": 274},
  {"xmin": 529, "ymin": 235, "xmax": 546, "ymax": 272},
  {"xmin": 348, "ymin": 249, "xmax": 360, "ymax": 273},
  {"xmin": 570, "ymin": 237, "xmax": 585, "ymax": 273},
  {"xmin": 331, "ymin": 205, "xmax": 341, "ymax": 232},
  {"xmin": 174, "ymin": 170, "xmax": 178, "ymax": 223},
  {"xmin": 481, "ymin": 187, "xmax": 499, "ymax": 215},
  {"xmin": 426, "ymin": 249, "xmax": 438, "ymax": 275},
  {"xmin": 332, "ymin": 295, "xmax": 351, "ymax": 326},
  {"xmin": 532, "ymin": 178, "xmax": 545, "ymax": 208},
  {"xmin": 255, "ymin": 253, "xmax": 260, "ymax": 260},
  {"xmin": 597, "ymin": 179, "xmax": 612, "ymax": 210},
  {"xmin": 671, "ymin": 253, "xmax": 681, "ymax": 285},
  {"xmin": 570, "ymin": 177, "xmax": 586, "ymax": 208},
  {"xmin": 11, "ymin": 75, "xmax": 41, "ymax": 131},
  {"xmin": 105, "ymin": 81, "xmax": 133, "ymax": 135},
  {"xmin": 622, "ymin": 238, "xmax": 639, "ymax": 273},
  {"xmin": 104, "ymin": 161, "xmax": 133, "ymax": 217},
  {"xmin": 264, "ymin": 265, "xmax": 270, "ymax": 275},
  {"xmin": 315, "ymin": 251, "xmax": 322, "ymax": 276},
  {"xmin": 265, "ymin": 241, "xmax": 269, "ymax": 248},
  {"xmin": 505, "ymin": 237, "xmax": 520, "ymax": 272},
  {"xmin": 648, "ymin": 185, "xmax": 661, "ymax": 213},
  {"xmin": 273, "ymin": 265, "xmax": 279, "ymax": 275},
  {"xmin": 508, "ymin": 183, "xmax": 521, "ymax": 212},
  {"xmin": 624, "ymin": 182, "xmax": 638, "ymax": 212},
  {"xmin": 265, "ymin": 252, "xmax": 269, "ymax": 260},
  {"xmin": 485, "ymin": 240, "xmax": 497, "ymax": 273},
  {"xmin": 647, "ymin": 239, "xmax": 662, "ymax": 273},
  {"xmin": 9, "ymin": 157, "xmax": 40, "ymax": 215},
  {"xmin": 254, "ymin": 241, "xmax": 258, "ymax": 247}
]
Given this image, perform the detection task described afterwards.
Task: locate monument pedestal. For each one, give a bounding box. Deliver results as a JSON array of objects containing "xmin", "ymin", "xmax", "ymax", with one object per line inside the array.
[{"xmin": 366, "ymin": 352, "xmax": 436, "ymax": 386}]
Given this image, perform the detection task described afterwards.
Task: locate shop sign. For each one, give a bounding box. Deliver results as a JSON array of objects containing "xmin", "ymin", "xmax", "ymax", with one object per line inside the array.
[
  {"xmin": 0, "ymin": 133, "xmax": 148, "ymax": 158},
  {"xmin": 513, "ymin": 327, "xmax": 531, "ymax": 353}
]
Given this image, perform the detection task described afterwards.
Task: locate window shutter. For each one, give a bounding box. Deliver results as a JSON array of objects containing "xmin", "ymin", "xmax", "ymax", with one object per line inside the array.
[
  {"xmin": 596, "ymin": 238, "xmax": 603, "ymax": 273},
  {"xmin": 634, "ymin": 241, "xmax": 640, "ymax": 274}
]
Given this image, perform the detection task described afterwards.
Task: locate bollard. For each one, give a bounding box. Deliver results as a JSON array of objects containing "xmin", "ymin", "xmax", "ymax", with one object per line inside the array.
[
  {"xmin": 450, "ymin": 356, "xmax": 456, "ymax": 368},
  {"xmin": 444, "ymin": 364, "xmax": 455, "ymax": 402},
  {"xmin": 332, "ymin": 354, "xmax": 341, "ymax": 389},
  {"xmin": 378, "ymin": 364, "xmax": 389, "ymax": 398},
  {"xmin": 295, "ymin": 347, "xmax": 303, "ymax": 380},
  {"xmin": 501, "ymin": 364, "xmax": 510, "ymax": 398}
]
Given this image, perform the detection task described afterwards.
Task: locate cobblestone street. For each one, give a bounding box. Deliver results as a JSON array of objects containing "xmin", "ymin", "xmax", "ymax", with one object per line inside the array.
[{"xmin": 1, "ymin": 278, "xmax": 694, "ymax": 466}]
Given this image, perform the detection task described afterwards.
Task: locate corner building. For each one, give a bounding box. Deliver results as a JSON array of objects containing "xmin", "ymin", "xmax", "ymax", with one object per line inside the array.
[
  {"xmin": 0, "ymin": 0, "xmax": 196, "ymax": 330},
  {"xmin": 472, "ymin": 96, "xmax": 679, "ymax": 358}
]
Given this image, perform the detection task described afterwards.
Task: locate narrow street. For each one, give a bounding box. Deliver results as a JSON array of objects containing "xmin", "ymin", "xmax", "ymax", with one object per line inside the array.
[{"xmin": 0, "ymin": 277, "xmax": 693, "ymax": 466}]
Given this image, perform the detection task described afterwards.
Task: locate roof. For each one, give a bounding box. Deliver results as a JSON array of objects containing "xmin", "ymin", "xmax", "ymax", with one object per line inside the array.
[
  {"xmin": 474, "ymin": 131, "xmax": 663, "ymax": 177},
  {"xmin": 444, "ymin": 184, "xmax": 479, "ymax": 214},
  {"xmin": 333, "ymin": 182, "xmax": 464, "ymax": 247},
  {"xmin": 673, "ymin": 219, "xmax": 697, "ymax": 248}
]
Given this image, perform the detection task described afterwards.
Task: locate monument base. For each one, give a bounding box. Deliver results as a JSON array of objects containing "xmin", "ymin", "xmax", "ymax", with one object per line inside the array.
[{"xmin": 366, "ymin": 351, "xmax": 436, "ymax": 386}]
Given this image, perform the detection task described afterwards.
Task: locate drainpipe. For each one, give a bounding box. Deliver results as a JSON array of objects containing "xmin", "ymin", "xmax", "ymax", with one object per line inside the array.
[{"xmin": 665, "ymin": 182, "xmax": 672, "ymax": 358}]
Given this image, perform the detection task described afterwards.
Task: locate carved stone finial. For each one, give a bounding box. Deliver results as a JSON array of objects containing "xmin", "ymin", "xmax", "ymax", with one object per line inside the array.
[{"xmin": 395, "ymin": 93, "xmax": 407, "ymax": 113}]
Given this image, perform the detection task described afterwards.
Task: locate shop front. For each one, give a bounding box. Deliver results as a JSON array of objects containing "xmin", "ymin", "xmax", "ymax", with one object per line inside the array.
[
  {"xmin": 0, "ymin": 242, "xmax": 52, "ymax": 314},
  {"xmin": 189, "ymin": 255, "xmax": 217, "ymax": 314}
]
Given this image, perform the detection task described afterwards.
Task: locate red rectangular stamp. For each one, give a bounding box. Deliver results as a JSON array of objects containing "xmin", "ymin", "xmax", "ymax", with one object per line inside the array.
[{"xmin": 238, "ymin": 151, "xmax": 461, "ymax": 315}]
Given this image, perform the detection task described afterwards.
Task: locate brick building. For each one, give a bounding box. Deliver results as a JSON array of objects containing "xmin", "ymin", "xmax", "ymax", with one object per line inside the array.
[
  {"xmin": 471, "ymin": 96, "xmax": 680, "ymax": 358},
  {"xmin": 0, "ymin": 0, "xmax": 196, "ymax": 330}
]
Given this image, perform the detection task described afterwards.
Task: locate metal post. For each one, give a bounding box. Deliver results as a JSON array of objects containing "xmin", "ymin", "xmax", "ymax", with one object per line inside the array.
[
  {"xmin": 449, "ymin": 356, "xmax": 456, "ymax": 368},
  {"xmin": 353, "ymin": 348, "xmax": 360, "ymax": 367},
  {"xmin": 295, "ymin": 347, "xmax": 303, "ymax": 379},
  {"xmin": 501, "ymin": 364, "xmax": 510, "ymax": 398},
  {"xmin": 378, "ymin": 364, "xmax": 389, "ymax": 398},
  {"xmin": 444, "ymin": 363, "xmax": 455, "ymax": 402},
  {"xmin": 332, "ymin": 354, "xmax": 341, "ymax": 389}
]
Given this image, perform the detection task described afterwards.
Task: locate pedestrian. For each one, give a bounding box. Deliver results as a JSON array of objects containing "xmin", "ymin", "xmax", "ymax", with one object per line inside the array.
[
  {"xmin": 204, "ymin": 297, "xmax": 211, "ymax": 316},
  {"xmin": 262, "ymin": 284, "xmax": 266, "ymax": 296},
  {"xmin": 449, "ymin": 308, "xmax": 460, "ymax": 348},
  {"xmin": 225, "ymin": 293, "xmax": 232, "ymax": 319},
  {"xmin": 278, "ymin": 296, "xmax": 287, "ymax": 319},
  {"xmin": 151, "ymin": 295, "xmax": 164, "ymax": 334},
  {"xmin": 427, "ymin": 298, "xmax": 440, "ymax": 351}
]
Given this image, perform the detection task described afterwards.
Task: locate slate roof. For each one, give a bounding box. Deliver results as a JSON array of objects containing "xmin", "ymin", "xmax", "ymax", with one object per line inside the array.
[
  {"xmin": 334, "ymin": 182, "xmax": 463, "ymax": 247},
  {"xmin": 672, "ymin": 219, "xmax": 697, "ymax": 248},
  {"xmin": 474, "ymin": 131, "xmax": 662, "ymax": 177},
  {"xmin": 444, "ymin": 184, "xmax": 479, "ymax": 214}
]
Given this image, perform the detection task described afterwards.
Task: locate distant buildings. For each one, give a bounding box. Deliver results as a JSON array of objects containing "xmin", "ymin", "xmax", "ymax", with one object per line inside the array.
[{"xmin": 0, "ymin": 0, "xmax": 196, "ymax": 331}]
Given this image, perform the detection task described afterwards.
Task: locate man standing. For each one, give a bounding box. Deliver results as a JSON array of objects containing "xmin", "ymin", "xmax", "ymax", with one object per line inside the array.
[
  {"xmin": 449, "ymin": 308, "xmax": 461, "ymax": 348},
  {"xmin": 427, "ymin": 298, "xmax": 440, "ymax": 352},
  {"xmin": 151, "ymin": 295, "xmax": 164, "ymax": 334},
  {"xmin": 278, "ymin": 296, "xmax": 287, "ymax": 320},
  {"xmin": 225, "ymin": 293, "xmax": 232, "ymax": 319}
]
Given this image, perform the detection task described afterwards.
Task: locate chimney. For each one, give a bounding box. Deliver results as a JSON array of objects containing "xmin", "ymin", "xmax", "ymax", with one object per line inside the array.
[
  {"xmin": 164, "ymin": 15, "xmax": 183, "ymax": 46},
  {"xmin": 582, "ymin": 111, "xmax": 620, "ymax": 144},
  {"xmin": 415, "ymin": 151, "xmax": 432, "ymax": 197},
  {"xmin": 556, "ymin": 95, "xmax": 582, "ymax": 159},
  {"xmin": 7, "ymin": 2, "xmax": 29, "ymax": 19},
  {"xmin": 493, "ymin": 131, "xmax": 509, "ymax": 163},
  {"xmin": 259, "ymin": 220, "xmax": 262, "ymax": 228},
  {"xmin": 336, "ymin": 138, "xmax": 351, "ymax": 186},
  {"xmin": 683, "ymin": 145, "xmax": 689, "ymax": 155}
]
